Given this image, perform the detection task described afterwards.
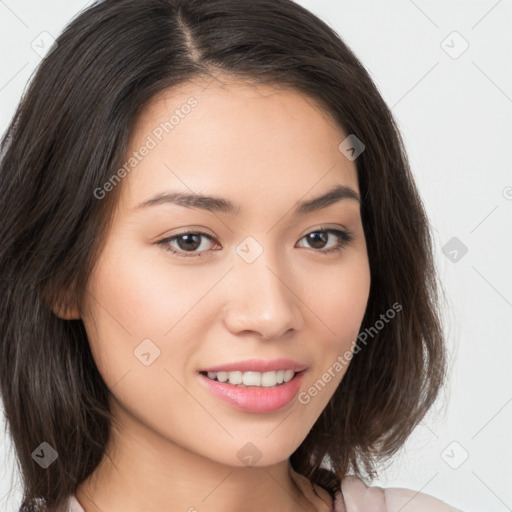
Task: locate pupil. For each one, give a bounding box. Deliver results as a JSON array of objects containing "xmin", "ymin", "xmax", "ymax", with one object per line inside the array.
[
  {"xmin": 179, "ymin": 234, "xmax": 201, "ymax": 251},
  {"xmin": 308, "ymin": 232, "xmax": 327, "ymax": 249}
]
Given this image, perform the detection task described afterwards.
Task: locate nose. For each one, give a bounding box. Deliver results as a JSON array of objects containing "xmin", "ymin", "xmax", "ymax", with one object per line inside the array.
[{"xmin": 221, "ymin": 248, "xmax": 304, "ymax": 340}]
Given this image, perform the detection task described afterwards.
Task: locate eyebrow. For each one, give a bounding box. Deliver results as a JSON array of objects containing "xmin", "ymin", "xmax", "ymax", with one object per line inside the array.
[{"xmin": 135, "ymin": 184, "xmax": 360, "ymax": 215}]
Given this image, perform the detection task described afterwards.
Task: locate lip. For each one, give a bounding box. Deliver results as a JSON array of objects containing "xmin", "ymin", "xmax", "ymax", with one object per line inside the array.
[
  {"xmin": 200, "ymin": 358, "xmax": 307, "ymax": 373},
  {"xmin": 198, "ymin": 369, "xmax": 306, "ymax": 413}
]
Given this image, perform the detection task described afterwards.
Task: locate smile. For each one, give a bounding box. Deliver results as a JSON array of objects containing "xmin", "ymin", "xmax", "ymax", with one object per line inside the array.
[{"xmin": 198, "ymin": 368, "xmax": 306, "ymax": 414}]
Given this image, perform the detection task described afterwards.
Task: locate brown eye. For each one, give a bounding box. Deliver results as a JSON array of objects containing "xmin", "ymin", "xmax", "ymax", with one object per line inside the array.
[
  {"xmin": 156, "ymin": 232, "xmax": 217, "ymax": 257},
  {"xmin": 297, "ymin": 228, "xmax": 353, "ymax": 255}
]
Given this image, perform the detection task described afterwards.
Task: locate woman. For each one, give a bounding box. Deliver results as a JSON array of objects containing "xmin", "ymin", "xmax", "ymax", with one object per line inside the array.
[{"xmin": 0, "ymin": 0, "xmax": 461, "ymax": 510}]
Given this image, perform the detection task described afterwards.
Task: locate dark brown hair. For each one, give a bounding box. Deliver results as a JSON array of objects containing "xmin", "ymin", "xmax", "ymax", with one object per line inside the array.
[{"xmin": 0, "ymin": 0, "xmax": 446, "ymax": 510}]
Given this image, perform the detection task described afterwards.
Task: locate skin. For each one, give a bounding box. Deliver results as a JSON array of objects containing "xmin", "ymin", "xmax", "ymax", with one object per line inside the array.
[{"xmin": 58, "ymin": 75, "xmax": 371, "ymax": 512}]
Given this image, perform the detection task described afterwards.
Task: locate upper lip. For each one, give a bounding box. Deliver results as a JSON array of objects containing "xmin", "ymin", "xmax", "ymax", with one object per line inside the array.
[{"xmin": 200, "ymin": 358, "xmax": 307, "ymax": 373}]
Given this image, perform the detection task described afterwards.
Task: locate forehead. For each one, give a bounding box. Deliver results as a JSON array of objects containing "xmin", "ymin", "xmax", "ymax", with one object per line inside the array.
[{"xmin": 119, "ymin": 76, "xmax": 359, "ymax": 213}]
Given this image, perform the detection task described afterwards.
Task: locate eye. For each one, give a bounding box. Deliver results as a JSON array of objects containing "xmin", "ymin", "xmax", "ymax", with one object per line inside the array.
[
  {"xmin": 296, "ymin": 228, "xmax": 353, "ymax": 255},
  {"xmin": 156, "ymin": 231, "xmax": 217, "ymax": 257},
  {"xmin": 156, "ymin": 227, "xmax": 353, "ymax": 258}
]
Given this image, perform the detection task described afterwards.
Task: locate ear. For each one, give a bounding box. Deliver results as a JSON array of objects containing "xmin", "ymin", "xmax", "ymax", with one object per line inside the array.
[
  {"xmin": 44, "ymin": 282, "xmax": 81, "ymax": 320},
  {"xmin": 51, "ymin": 299, "xmax": 81, "ymax": 320}
]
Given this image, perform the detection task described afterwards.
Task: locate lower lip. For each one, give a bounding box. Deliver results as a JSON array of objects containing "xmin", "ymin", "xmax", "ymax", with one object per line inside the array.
[{"xmin": 198, "ymin": 371, "xmax": 305, "ymax": 413}]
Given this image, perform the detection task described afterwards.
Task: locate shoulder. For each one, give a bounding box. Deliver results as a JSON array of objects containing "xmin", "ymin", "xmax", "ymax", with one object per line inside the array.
[{"xmin": 336, "ymin": 475, "xmax": 463, "ymax": 512}]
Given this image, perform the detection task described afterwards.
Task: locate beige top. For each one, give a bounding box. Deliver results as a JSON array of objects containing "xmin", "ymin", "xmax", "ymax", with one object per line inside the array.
[{"xmin": 288, "ymin": 467, "xmax": 462, "ymax": 512}]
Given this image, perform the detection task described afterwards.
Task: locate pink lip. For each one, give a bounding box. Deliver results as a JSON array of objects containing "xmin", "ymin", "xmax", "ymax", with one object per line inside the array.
[
  {"xmin": 200, "ymin": 358, "xmax": 307, "ymax": 373},
  {"xmin": 198, "ymin": 370, "xmax": 306, "ymax": 413}
]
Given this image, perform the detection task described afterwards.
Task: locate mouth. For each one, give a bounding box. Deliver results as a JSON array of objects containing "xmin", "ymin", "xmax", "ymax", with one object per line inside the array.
[{"xmin": 197, "ymin": 364, "xmax": 307, "ymax": 413}]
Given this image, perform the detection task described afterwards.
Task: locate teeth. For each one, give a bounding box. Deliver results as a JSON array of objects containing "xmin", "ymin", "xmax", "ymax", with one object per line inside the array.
[
  {"xmin": 261, "ymin": 372, "xmax": 275, "ymax": 387},
  {"xmin": 216, "ymin": 371, "xmax": 228, "ymax": 383},
  {"xmin": 243, "ymin": 371, "xmax": 261, "ymax": 386},
  {"xmin": 228, "ymin": 371, "xmax": 243, "ymax": 385},
  {"xmin": 205, "ymin": 370, "xmax": 298, "ymax": 387},
  {"xmin": 283, "ymin": 369, "xmax": 295, "ymax": 382}
]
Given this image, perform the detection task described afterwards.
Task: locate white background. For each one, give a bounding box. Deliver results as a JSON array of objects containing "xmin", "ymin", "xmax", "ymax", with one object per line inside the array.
[{"xmin": 1, "ymin": 1, "xmax": 511, "ymax": 511}]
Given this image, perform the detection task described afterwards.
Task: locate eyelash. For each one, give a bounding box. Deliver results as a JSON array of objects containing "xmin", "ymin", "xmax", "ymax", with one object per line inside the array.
[{"xmin": 155, "ymin": 227, "xmax": 354, "ymax": 258}]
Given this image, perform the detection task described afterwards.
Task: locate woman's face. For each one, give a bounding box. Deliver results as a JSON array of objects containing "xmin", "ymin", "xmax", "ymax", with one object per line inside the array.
[{"xmin": 79, "ymin": 77, "xmax": 371, "ymax": 467}]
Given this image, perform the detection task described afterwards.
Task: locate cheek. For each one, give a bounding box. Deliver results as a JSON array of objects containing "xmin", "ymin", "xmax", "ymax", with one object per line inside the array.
[
  {"xmin": 80, "ymin": 241, "xmax": 224, "ymax": 387},
  {"xmin": 304, "ymin": 253, "xmax": 371, "ymax": 351},
  {"xmin": 298, "ymin": 252, "xmax": 370, "ymax": 408},
  {"xmin": 79, "ymin": 243, "xmax": 167, "ymax": 388},
  {"xmin": 85, "ymin": 238, "xmax": 219, "ymax": 336},
  {"xmin": 88, "ymin": 249, "xmax": 175, "ymax": 335},
  {"xmin": 295, "ymin": 259, "xmax": 370, "ymax": 422}
]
